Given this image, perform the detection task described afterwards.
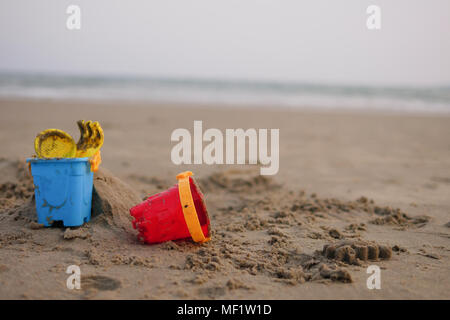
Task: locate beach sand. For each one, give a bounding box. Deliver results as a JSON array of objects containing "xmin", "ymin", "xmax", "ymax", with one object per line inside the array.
[{"xmin": 0, "ymin": 98, "xmax": 449, "ymax": 299}]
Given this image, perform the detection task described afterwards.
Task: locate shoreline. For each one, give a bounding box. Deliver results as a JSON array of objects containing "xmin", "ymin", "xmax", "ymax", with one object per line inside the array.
[{"xmin": 1, "ymin": 97, "xmax": 450, "ymax": 117}]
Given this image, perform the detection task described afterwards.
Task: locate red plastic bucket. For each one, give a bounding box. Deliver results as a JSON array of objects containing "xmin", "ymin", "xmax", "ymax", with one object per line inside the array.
[{"xmin": 130, "ymin": 171, "xmax": 211, "ymax": 244}]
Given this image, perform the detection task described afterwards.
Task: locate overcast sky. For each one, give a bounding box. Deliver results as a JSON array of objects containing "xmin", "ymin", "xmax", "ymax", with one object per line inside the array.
[{"xmin": 0, "ymin": 0, "xmax": 449, "ymax": 86}]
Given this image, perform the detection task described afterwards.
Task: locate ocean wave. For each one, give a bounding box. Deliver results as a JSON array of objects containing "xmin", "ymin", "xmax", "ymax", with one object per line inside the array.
[{"xmin": 0, "ymin": 73, "xmax": 449, "ymax": 113}]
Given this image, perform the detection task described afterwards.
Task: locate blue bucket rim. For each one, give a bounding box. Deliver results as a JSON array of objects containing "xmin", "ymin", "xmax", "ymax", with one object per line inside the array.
[{"xmin": 26, "ymin": 157, "xmax": 89, "ymax": 163}]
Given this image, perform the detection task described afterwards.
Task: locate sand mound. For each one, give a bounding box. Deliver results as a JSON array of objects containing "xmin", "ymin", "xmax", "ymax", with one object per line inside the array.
[
  {"xmin": 0, "ymin": 159, "xmax": 34, "ymax": 211},
  {"xmin": 198, "ymin": 169, "xmax": 280, "ymax": 194},
  {"xmin": 369, "ymin": 209, "xmax": 430, "ymax": 228},
  {"xmin": 5, "ymin": 197, "xmax": 36, "ymax": 225},
  {"xmin": 0, "ymin": 159, "xmax": 36, "ymax": 226},
  {"xmin": 91, "ymin": 167, "xmax": 142, "ymax": 231}
]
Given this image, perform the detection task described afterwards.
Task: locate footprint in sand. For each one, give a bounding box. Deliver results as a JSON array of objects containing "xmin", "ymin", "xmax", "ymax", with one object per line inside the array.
[
  {"xmin": 322, "ymin": 240, "xmax": 392, "ymax": 265},
  {"xmin": 82, "ymin": 275, "xmax": 121, "ymax": 291}
]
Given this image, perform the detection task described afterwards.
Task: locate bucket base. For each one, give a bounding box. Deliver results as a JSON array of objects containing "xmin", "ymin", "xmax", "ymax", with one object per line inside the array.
[{"xmin": 38, "ymin": 215, "xmax": 91, "ymax": 227}]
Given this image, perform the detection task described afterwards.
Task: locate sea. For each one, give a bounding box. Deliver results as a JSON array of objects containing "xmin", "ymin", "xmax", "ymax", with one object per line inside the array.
[{"xmin": 1, "ymin": 73, "xmax": 449, "ymax": 113}]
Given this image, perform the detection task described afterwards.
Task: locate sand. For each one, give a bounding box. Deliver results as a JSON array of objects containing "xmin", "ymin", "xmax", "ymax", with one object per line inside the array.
[{"xmin": 0, "ymin": 98, "xmax": 449, "ymax": 299}]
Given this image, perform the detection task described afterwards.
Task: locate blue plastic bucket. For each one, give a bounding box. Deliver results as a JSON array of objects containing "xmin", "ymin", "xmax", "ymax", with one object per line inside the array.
[{"xmin": 26, "ymin": 158, "xmax": 93, "ymax": 227}]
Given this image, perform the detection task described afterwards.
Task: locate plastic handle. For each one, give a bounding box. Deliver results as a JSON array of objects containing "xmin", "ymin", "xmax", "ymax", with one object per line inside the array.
[{"xmin": 176, "ymin": 171, "xmax": 210, "ymax": 243}]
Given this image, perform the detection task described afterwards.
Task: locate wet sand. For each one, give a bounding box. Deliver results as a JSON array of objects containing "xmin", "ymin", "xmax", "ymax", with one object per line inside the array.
[{"xmin": 0, "ymin": 98, "xmax": 449, "ymax": 299}]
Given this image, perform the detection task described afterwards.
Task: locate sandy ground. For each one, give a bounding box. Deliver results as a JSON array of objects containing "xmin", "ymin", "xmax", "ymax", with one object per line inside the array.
[{"xmin": 0, "ymin": 98, "xmax": 449, "ymax": 299}]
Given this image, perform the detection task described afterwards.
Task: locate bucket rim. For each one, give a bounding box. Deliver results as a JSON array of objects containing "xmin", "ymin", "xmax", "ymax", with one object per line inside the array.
[{"xmin": 26, "ymin": 157, "xmax": 89, "ymax": 163}]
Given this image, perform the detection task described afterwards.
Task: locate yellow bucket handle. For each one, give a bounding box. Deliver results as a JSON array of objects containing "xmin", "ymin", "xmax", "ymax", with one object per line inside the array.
[{"xmin": 176, "ymin": 171, "xmax": 211, "ymax": 243}]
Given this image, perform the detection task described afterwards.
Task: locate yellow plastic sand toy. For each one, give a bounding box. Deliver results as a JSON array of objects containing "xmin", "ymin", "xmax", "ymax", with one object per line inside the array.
[
  {"xmin": 75, "ymin": 120, "xmax": 104, "ymax": 158},
  {"xmin": 34, "ymin": 129, "xmax": 77, "ymax": 158},
  {"xmin": 34, "ymin": 120, "xmax": 104, "ymax": 162}
]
